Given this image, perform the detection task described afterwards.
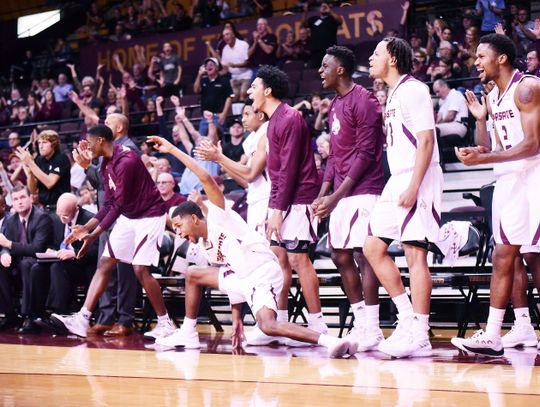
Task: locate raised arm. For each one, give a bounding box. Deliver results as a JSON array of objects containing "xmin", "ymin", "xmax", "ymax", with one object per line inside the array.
[
  {"xmin": 69, "ymin": 90, "xmax": 99, "ymax": 124},
  {"xmin": 149, "ymin": 136, "xmax": 225, "ymax": 209}
]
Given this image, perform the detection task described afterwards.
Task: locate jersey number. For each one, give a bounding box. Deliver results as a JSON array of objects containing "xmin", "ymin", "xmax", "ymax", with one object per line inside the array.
[{"xmin": 501, "ymin": 125, "xmax": 512, "ymax": 149}]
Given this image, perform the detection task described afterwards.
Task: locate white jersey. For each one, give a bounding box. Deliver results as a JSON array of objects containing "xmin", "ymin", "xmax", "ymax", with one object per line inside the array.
[
  {"xmin": 242, "ymin": 121, "xmax": 271, "ymax": 205},
  {"xmin": 385, "ymin": 75, "xmax": 439, "ymax": 175},
  {"xmin": 201, "ymin": 202, "xmax": 277, "ymax": 279},
  {"xmin": 488, "ymin": 70, "xmax": 540, "ymax": 175}
]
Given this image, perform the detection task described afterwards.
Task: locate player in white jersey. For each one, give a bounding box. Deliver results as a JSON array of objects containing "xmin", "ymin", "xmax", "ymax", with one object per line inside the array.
[
  {"xmin": 452, "ymin": 34, "xmax": 540, "ymax": 356},
  {"xmin": 196, "ymin": 101, "xmax": 325, "ymax": 346},
  {"xmin": 147, "ymin": 135, "xmax": 356, "ymax": 358},
  {"xmin": 363, "ymin": 37, "xmax": 444, "ymax": 358}
]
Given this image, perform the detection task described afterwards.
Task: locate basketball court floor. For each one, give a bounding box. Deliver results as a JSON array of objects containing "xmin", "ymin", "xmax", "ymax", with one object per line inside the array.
[{"xmin": 1, "ymin": 327, "xmax": 539, "ymax": 406}]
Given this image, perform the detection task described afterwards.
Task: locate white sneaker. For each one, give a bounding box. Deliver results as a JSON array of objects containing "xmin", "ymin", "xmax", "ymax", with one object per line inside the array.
[
  {"xmin": 326, "ymin": 337, "xmax": 358, "ymax": 358},
  {"xmin": 155, "ymin": 325, "xmax": 200, "ymax": 349},
  {"xmin": 501, "ymin": 324, "xmax": 538, "ymax": 348},
  {"xmin": 347, "ymin": 325, "xmax": 384, "ymax": 352},
  {"xmin": 378, "ymin": 318, "xmax": 432, "ymax": 358},
  {"xmin": 245, "ymin": 326, "xmax": 287, "ymax": 346},
  {"xmin": 451, "ymin": 329, "xmax": 504, "ymax": 357},
  {"xmin": 51, "ymin": 313, "xmax": 90, "ymax": 338},
  {"xmin": 143, "ymin": 319, "xmax": 176, "ymax": 341}
]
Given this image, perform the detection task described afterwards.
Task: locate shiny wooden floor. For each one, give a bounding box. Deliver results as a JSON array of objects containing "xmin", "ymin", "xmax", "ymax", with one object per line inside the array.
[{"xmin": 1, "ymin": 328, "xmax": 539, "ymax": 406}]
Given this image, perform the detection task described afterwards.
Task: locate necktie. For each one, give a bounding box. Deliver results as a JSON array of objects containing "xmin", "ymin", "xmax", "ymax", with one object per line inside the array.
[
  {"xmin": 61, "ymin": 224, "xmax": 72, "ymax": 250},
  {"xmin": 19, "ymin": 219, "xmax": 27, "ymax": 244}
]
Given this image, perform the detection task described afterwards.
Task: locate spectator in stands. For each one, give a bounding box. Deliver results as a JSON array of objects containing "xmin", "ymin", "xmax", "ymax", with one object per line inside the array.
[
  {"xmin": 6, "ymin": 153, "xmax": 27, "ymax": 187},
  {"xmin": 1, "ymin": 132, "xmax": 21, "ymax": 165},
  {"xmin": 0, "ymin": 195, "xmax": 8, "ymax": 230},
  {"xmin": 141, "ymin": 98, "xmax": 157, "ymax": 124},
  {"xmin": 220, "ymin": 27, "xmax": 251, "ymax": 102},
  {"xmin": 248, "ymin": 18, "xmax": 278, "ymax": 70},
  {"xmin": 316, "ymin": 132, "xmax": 330, "ymax": 168},
  {"xmin": 412, "ymin": 50, "xmax": 429, "ymax": 82},
  {"xmin": 7, "ymin": 88, "xmax": 24, "ymax": 110},
  {"xmin": 52, "ymin": 73, "xmax": 73, "ymax": 103},
  {"xmin": 525, "ymin": 49, "xmax": 540, "ymax": 76},
  {"xmin": 156, "ymin": 172, "xmax": 186, "ymax": 211},
  {"xmin": 67, "ymin": 63, "xmax": 97, "ymax": 96},
  {"xmin": 476, "ymin": 0, "xmax": 505, "ymax": 36},
  {"xmin": 293, "ymin": 27, "xmax": 311, "ymax": 64},
  {"xmin": 124, "ymin": 5, "xmax": 140, "ymax": 34},
  {"xmin": 372, "ymin": 78, "xmax": 386, "ymax": 92},
  {"xmin": 178, "ymin": 111, "xmax": 221, "ymax": 195},
  {"xmin": 277, "ymin": 30, "xmax": 297, "ymax": 65},
  {"xmin": 166, "ymin": 2, "xmax": 192, "ymax": 31},
  {"xmin": 454, "ymin": 9, "xmax": 479, "ymax": 45},
  {"xmin": 512, "ymin": 6, "xmax": 536, "ymax": 56},
  {"xmin": 433, "ymin": 79, "xmax": 469, "ymax": 139},
  {"xmin": 80, "ymin": 85, "xmax": 102, "ymax": 117},
  {"xmin": 35, "ymin": 88, "xmax": 63, "ymax": 124},
  {"xmin": 458, "ymin": 27, "xmax": 480, "ymax": 71},
  {"xmin": 16, "ymin": 130, "xmax": 71, "ymax": 212},
  {"xmin": 375, "ymin": 89, "xmax": 388, "ymax": 114},
  {"xmin": 52, "ymin": 38, "xmax": 73, "ymax": 67},
  {"xmin": 155, "ymin": 95, "xmax": 186, "ymax": 175},
  {"xmin": 193, "ymin": 57, "xmax": 233, "ymax": 135},
  {"xmin": 86, "ymin": 1, "xmax": 104, "ymax": 33},
  {"xmin": 426, "ymin": 18, "xmax": 449, "ymax": 57},
  {"xmin": 302, "ymin": 2, "xmax": 343, "ymax": 68},
  {"xmin": 139, "ymin": 6, "xmax": 157, "ymax": 31},
  {"xmin": 77, "ymin": 185, "xmax": 97, "ymax": 214},
  {"xmin": 0, "ymin": 97, "xmax": 11, "ymax": 127},
  {"xmin": 157, "ymin": 42, "xmax": 182, "ymax": 97},
  {"xmin": 213, "ymin": 21, "xmax": 244, "ymax": 55},
  {"xmin": 109, "ymin": 23, "xmax": 132, "ymax": 42},
  {"xmin": 38, "ymin": 193, "xmax": 98, "ymax": 315},
  {"xmin": 0, "ymin": 185, "xmax": 53, "ymax": 332},
  {"xmin": 409, "ymin": 32, "xmax": 427, "ymax": 55},
  {"xmin": 222, "ymin": 118, "xmax": 246, "ymax": 163},
  {"xmin": 26, "ymin": 93, "xmax": 41, "ymax": 122},
  {"xmin": 34, "ymin": 79, "xmax": 50, "ymax": 103},
  {"xmin": 12, "ymin": 107, "xmax": 33, "ymax": 133}
]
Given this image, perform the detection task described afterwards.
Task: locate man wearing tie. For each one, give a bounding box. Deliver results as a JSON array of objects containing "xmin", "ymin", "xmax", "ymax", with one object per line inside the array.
[
  {"xmin": 39, "ymin": 193, "xmax": 98, "ymax": 317},
  {"xmin": 0, "ymin": 185, "xmax": 53, "ymax": 332}
]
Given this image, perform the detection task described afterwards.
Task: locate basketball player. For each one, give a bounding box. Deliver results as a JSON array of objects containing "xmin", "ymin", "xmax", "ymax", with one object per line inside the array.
[
  {"xmin": 452, "ymin": 34, "xmax": 540, "ymax": 356},
  {"xmin": 50, "ymin": 125, "xmax": 176, "ymax": 339},
  {"xmin": 465, "ymin": 83, "xmax": 540, "ymax": 350},
  {"xmin": 148, "ymin": 135, "xmax": 357, "ymax": 358},
  {"xmin": 247, "ymin": 65, "xmax": 328, "ymax": 338},
  {"xmin": 363, "ymin": 37, "xmax": 444, "ymax": 358},
  {"xmin": 313, "ymin": 45, "xmax": 385, "ymax": 351},
  {"xmin": 195, "ymin": 102, "xmax": 295, "ymax": 345}
]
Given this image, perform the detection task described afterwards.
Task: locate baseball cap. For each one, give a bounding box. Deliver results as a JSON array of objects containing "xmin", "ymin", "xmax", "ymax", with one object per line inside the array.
[{"xmin": 204, "ymin": 57, "xmax": 221, "ymax": 69}]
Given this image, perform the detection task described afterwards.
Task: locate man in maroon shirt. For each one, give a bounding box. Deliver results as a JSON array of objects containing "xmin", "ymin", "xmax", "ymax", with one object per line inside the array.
[
  {"xmin": 314, "ymin": 46, "xmax": 386, "ymax": 351},
  {"xmin": 247, "ymin": 65, "xmax": 327, "ymax": 342},
  {"xmin": 50, "ymin": 125, "xmax": 176, "ymax": 340}
]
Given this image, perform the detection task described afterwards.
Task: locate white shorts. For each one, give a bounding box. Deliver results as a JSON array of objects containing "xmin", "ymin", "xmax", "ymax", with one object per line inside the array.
[
  {"xmin": 247, "ymin": 198, "xmax": 268, "ymax": 236},
  {"xmin": 493, "ymin": 164, "xmax": 540, "ymax": 246},
  {"xmin": 369, "ymin": 165, "xmax": 443, "ymax": 243},
  {"xmin": 268, "ymin": 204, "xmax": 318, "ymax": 243},
  {"xmin": 328, "ymin": 194, "xmax": 379, "ymax": 249},
  {"xmin": 103, "ymin": 214, "xmax": 166, "ymax": 266},
  {"xmin": 521, "ymin": 245, "xmax": 540, "ymax": 254},
  {"xmin": 218, "ymin": 261, "xmax": 283, "ymax": 315}
]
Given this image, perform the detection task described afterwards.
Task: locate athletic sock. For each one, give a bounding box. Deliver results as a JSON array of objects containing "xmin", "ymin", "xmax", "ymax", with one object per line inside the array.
[
  {"xmin": 157, "ymin": 314, "xmax": 172, "ymax": 324},
  {"xmin": 392, "ymin": 293, "xmax": 414, "ymax": 318},
  {"xmin": 365, "ymin": 304, "xmax": 380, "ymax": 328},
  {"xmin": 80, "ymin": 307, "xmax": 92, "ymax": 320},
  {"xmin": 513, "ymin": 307, "xmax": 531, "ymax": 326},
  {"xmin": 351, "ymin": 301, "xmax": 366, "ymax": 326},
  {"xmin": 182, "ymin": 317, "xmax": 197, "ymax": 330},
  {"xmin": 485, "ymin": 306, "xmax": 505, "ymax": 338}
]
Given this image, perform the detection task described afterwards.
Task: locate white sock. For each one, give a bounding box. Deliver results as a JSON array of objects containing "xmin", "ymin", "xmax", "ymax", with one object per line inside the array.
[
  {"xmin": 365, "ymin": 304, "xmax": 380, "ymax": 328},
  {"xmin": 80, "ymin": 307, "xmax": 92, "ymax": 320},
  {"xmin": 513, "ymin": 307, "xmax": 531, "ymax": 326},
  {"xmin": 182, "ymin": 317, "xmax": 197, "ymax": 330},
  {"xmin": 485, "ymin": 306, "xmax": 505, "ymax": 338},
  {"xmin": 317, "ymin": 333, "xmax": 338, "ymax": 348},
  {"xmin": 413, "ymin": 313, "xmax": 430, "ymax": 340},
  {"xmin": 351, "ymin": 301, "xmax": 366, "ymax": 326},
  {"xmin": 308, "ymin": 312, "xmax": 324, "ymax": 325},
  {"xmin": 392, "ymin": 293, "xmax": 413, "ymax": 317},
  {"xmin": 277, "ymin": 310, "xmax": 288, "ymax": 322},
  {"xmin": 157, "ymin": 314, "xmax": 171, "ymax": 324}
]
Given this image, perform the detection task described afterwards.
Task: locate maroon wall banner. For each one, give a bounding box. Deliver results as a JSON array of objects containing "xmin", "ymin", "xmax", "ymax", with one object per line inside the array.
[{"xmin": 79, "ymin": 0, "xmax": 403, "ymax": 75}]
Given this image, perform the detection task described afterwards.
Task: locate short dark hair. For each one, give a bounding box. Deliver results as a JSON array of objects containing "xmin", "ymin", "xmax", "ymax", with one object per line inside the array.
[
  {"xmin": 479, "ymin": 33, "xmax": 516, "ymax": 67},
  {"xmin": 326, "ymin": 45, "xmax": 356, "ymax": 76},
  {"xmin": 88, "ymin": 124, "xmax": 114, "ymax": 141},
  {"xmin": 172, "ymin": 201, "xmax": 204, "ymax": 219},
  {"xmin": 256, "ymin": 65, "xmax": 289, "ymax": 100},
  {"xmin": 383, "ymin": 37, "xmax": 413, "ymax": 75}
]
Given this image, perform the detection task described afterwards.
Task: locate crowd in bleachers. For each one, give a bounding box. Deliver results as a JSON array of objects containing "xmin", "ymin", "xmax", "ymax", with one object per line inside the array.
[{"xmin": 0, "ymin": 0, "xmax": 539, "ymax": 333}]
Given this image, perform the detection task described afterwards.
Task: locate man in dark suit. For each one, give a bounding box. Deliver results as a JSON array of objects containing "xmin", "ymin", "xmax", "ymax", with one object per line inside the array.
[
  {"xmin": 0, "ymin": 185, "xmax": 53, "ymax": 332},
  {"xmin": 38, "ymin": 193, "xmax": 98, "ymax": 316}
]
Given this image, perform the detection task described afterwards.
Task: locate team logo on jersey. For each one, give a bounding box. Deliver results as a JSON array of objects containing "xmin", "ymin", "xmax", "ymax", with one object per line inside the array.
[
  {"xmin": 108, "ymin": 174, "xmax": 117, "ymax": 191},
  {"xmin": 216, "ymin": 233, "xmax": 226, "ymax": 262},
  {"xmin": 331, "ymin": 113, "xmax": 340, "ymax": 136}
]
